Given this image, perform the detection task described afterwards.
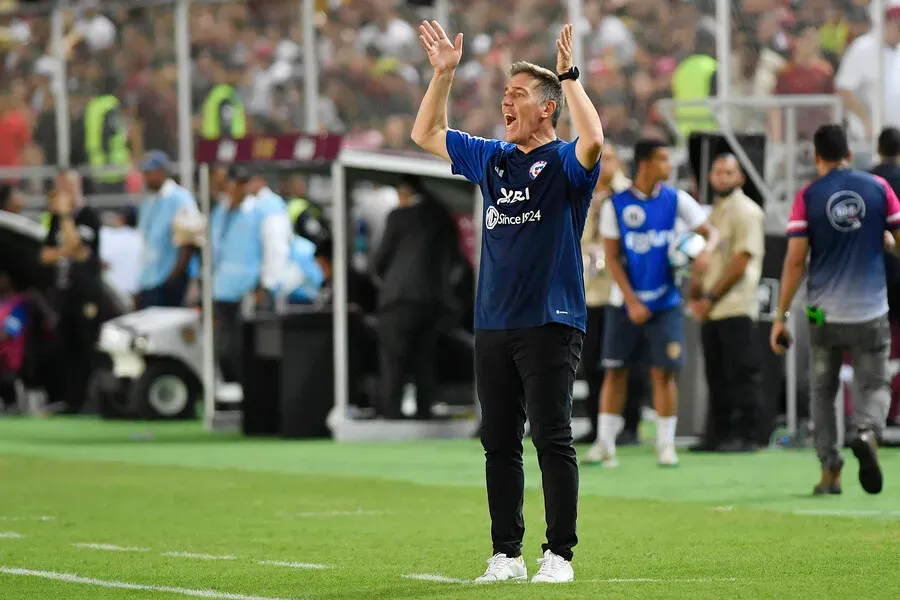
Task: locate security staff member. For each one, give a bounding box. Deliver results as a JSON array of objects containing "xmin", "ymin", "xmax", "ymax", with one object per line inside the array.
[
  {"xmin": 210, "ymin": 167, "xmax": 288, "ymax": 382},
  {"xmin": 689, "ymin": 154, "xmax": 765, "ymax": 452},
  {"xmin": 283, "ymin": 175, "xmax": 330, "ymax": 247},
  {"xmin": 578, "ymin": 144, "xmax": 646, "ymax": 445},
  {"xmin": 672, "ymin": 31, "xmax": 718, "ymax": 140},
  {"xmin": 137, "ymin": 151, "xmax": 199, "ymax": 308},
  {"xmin": 201, "ymin": 66, "xmax": 246, "ymax": 140},
  {"xmin": 83, "ymin": 76, "xmax": 131, "ymax": 193},
  {"xmin": 39, "ymin": 171, "xmax": 103, "ymax": 414}
]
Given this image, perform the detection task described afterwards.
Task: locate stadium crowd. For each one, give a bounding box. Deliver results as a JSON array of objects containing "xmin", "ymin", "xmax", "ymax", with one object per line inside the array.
[{"xmin": 0, "ymin": 0, "xmax": 895, "ymax": 183}]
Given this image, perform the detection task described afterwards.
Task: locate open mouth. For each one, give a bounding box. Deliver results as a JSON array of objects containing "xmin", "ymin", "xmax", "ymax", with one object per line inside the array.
[{"xmin": 504, "ymin": 114, "xmax": 516, "ymax": 127}]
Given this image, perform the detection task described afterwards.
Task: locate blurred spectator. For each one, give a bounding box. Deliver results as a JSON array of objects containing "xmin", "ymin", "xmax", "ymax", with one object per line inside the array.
[
  {"xmin": 0, "ymin": 183, "xmax": 24, "ymax": 214},
  {"xmin": 99, "ymin": 207, "xmax": 142, "ymax": 297},
  {"xmin": 770, "ymin": 21, "xmax": 834, "ymax": 141},
  {"xmin": 835, "ymin": 5, "xmax": 900, "ymax": 140}
]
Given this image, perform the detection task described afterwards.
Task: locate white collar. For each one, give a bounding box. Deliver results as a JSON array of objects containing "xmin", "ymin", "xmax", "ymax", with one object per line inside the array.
[
  {"xmin": 157, "ymin": 179, "xmax": 177, "ymax": 198},
  {"xmin": 629, "ymin": 183, "xmax": 662, "ymax": 200},
  {"xmin": 258, "ymin": 186, "xmax": 273, "ymax": 197}
]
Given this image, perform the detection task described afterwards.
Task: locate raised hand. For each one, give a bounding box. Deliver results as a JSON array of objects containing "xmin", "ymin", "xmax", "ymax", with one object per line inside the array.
[
  {"xmin": 418, "ymin": 20, "xmax": 463, "ymax": 75},
  {"xmin": 556, "ymin": 24, "xmax": 574, "ymax": 74}
]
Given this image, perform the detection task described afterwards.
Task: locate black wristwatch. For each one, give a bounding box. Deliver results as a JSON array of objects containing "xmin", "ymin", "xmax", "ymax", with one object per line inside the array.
[{"xmin": 558, "ymin": 66, "xmax": 579, "ymax": 82}]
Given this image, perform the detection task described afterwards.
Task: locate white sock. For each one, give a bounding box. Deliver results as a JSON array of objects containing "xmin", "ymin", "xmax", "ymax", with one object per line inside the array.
[
  {"xmin": 599, "ymin": 413, "xmax": 624, "ymax": 454},
  {"xmin": 656, "ymin": 416, "xmax": 677, "ymax": 447}
]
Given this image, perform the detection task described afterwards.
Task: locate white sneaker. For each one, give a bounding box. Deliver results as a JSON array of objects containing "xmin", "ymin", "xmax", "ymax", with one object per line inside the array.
[
  {"xmin": 531, "ymin": 550, "xmax": 574, "ymax": 583},
  {"xmin": 581, "ymin": 442, "xmax": 619, "ymax": 468},
  {"xmin": 657, "ymin": 443, "xmax": 679, "ymax": 467},
  {"xmin": 473, "ymin": 553, "xmax": 527, "ymax": 583}
]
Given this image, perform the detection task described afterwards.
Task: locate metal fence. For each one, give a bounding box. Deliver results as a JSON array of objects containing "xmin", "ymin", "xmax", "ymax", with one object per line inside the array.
[{"xmin": 0, "ymin": 0, "xmax": 893, "ymax": 215}]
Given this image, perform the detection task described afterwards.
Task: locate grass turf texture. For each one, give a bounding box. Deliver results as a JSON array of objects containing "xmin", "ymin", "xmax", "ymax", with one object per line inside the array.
[{"xmin": 0, "ymin": 418, "xmax": 898, "ymax": 599}]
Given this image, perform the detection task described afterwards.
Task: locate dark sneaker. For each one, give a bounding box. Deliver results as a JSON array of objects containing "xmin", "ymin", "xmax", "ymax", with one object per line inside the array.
[{"xmin": 850, "ymin": 431, "xmax": 883, "ymax": 495}]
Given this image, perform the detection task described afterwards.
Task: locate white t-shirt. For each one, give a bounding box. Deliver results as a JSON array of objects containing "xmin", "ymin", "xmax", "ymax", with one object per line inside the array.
[
  {"xmin": 834, "ymin": 33, "xmax": 900, "ymax": 137},
  {"xmin": 100, "ymin": 226, "xmax": 143, "ymax": 295},
  {"xmin": 599, "ymin": 188, "xmax": 708, "ymax": 306}
]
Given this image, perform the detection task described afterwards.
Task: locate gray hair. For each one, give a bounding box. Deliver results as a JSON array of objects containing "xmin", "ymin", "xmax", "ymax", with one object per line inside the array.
[{"xmin": 508, "ymin": 61, "xmax": 563, "ymax": 127}]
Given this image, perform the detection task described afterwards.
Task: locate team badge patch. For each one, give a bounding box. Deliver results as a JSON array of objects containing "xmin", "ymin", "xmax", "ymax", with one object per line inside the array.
[
  {"xmin": 529, "ymin": 160, "xmax": 547, "ymax": 180},
  {"xmin": 622, "ymin": 204, "xmax": 646, "ymax": 228},
  {"xmin": 83, "ymin": 303, "xmax": 98, "ymax": 319},
  {"xmin": 667, "ymin": 342, "xmax": 682, "ymax": 360}
]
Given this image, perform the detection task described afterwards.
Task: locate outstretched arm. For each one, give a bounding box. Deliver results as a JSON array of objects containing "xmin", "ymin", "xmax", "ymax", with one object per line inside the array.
[
  {"xmin": 410, "ymin": 20, "xmax": 463, "ymax": 162},
  {"xmin": 556, "ymin": 24, "xmax": 603, "ymax": 169}
]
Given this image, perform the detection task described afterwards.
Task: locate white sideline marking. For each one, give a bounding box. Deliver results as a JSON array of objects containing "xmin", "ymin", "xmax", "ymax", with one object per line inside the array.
[
  {"xmin": 0, "ymin": 516, "xmax": 54, "ymax": 522},
  {"xmin": 277, "ymin": 509, "xmax": 395, "ymax": 518},
  {"xmin": 403, "ymin": 573, "xmax": 469, "ymax": 584},
  {"xmin": 162, "ymin": 552, "xmax": 238, "ymax": 561},
  {"xmin": 402, "ymin": 573, "xmax": 737, "ymax": 585},
  {"xmin": 73, "ymin": 543, "xmax": 150, "ymax": 552},
  {"xmin": 0, "ymin": 567, "xmax": 298, "ymax": 600},
  {"xmin": 793, "ymin": 509, "xmax": 900, "ymax": 518},
  {"xmin": 585, "ymin": 577, "xmax": 739, "ymax": 583},
  {"xmin": 255, "ymin": 560, "xmax": 330, "ymax": 570},
  {"xmin": 0, "ymin": 532, "xmax": 23, "ymax": 539},
  {"xmin": 710, "ymin": 505, "xmax": 734, "ymax": 512}
]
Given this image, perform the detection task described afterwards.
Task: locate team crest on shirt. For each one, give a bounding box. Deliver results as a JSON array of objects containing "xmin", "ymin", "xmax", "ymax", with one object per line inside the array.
[
  {"xmin": 529, "ymin": 160, "xmax": 547, "ymax": 180},
  {"xmin": 826, "ymin": 190, "xmax": 866, "ymax": 232},
  {"xmin": 622, "ymin": 205, "xmax": 646, "ymax": 228},
  {"xmin": 667, "ymin": 342, "xmax": 682, "ymax": 360}
]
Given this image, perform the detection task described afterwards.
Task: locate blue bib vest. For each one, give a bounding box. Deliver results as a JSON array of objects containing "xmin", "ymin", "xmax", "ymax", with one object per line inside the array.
[{"xmin": 611, "ymin": 185, "xmax": 681, "ymax": 313}]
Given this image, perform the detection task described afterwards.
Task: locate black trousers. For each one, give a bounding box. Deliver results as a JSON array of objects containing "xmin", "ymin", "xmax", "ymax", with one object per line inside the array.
[
  {"xmin": 213, "ymin": 301, "xmax": 242, "ymax": 384},
  {"xmin": 581, "ymin": 306, "xmax": 646, "ymax": 437},
  {"xmin": 700, "ymin": 316, "xmax": 762, "ymax": 443},
  {"xmin": 58, "ymin": 296, "xmax": 101, "ymax": 412},
  {"xmin": 475, "ymin": 323, "xmax": 583, "ymax": 562},
  {"xmin": 377, "ymin": 302, "xmax": 441, "ymax": 419}
]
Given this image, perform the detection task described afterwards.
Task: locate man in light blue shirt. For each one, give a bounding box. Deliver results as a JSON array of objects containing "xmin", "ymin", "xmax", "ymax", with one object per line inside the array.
[
  {"xmin": 247, "ymin": 174, "xmax": 293, "ymax": 310},
  {"xmin": 136, "ymin": 151, "xmax": 199, "ymax": 308}
]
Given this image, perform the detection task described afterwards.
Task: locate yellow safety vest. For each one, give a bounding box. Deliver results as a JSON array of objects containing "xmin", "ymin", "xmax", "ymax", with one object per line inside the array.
[
  {"xmin": 84, "ymin": 95, "xmax": 131, "ymax": 183},
  {"xmin": 201, "ymin": 84, "xmax": 247, "ymax": 140},
  {"xmin": 671, "ymin": 55, "xmax": 718, "ymax": 141}
]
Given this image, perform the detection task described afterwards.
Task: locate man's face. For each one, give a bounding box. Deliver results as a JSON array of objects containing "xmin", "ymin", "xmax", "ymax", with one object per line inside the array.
[
  {"xmin": 644, "ymin": 147, "xmax": 672, "ymax": 183},
  {"xmin": 795, "ymin": 28, "xmax": 818, "ymax": 58},
  {"xmin": 145, "ymin": 169, "xmax": 166, "ymax": 192},
  {"xmin": 397, "ymin": 183, "xmax": 415, "ymax": 207},
  {"xmin": 501, "ymin": 73, "xmax": 553, "ymax": 145},
  {"xmin": 230, "ymin": 180, "xmax": 248, "ymax": 205},
  {"xmin": 709, "ymin": 157, "xmax": 743, "ymax": 197},
  {"xmin": 3, "ymin": 189, "xmax": 23, "ymax": 214}
]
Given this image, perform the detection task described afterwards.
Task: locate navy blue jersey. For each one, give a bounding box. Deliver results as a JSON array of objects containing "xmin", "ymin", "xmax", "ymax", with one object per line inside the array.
[
  {"xmin": 788, "ymin": 167, "xmax": 900, "ymax": 323},
  {"xmin": 446, "ymin": 130, "xmax": 601, "ymax": 332}
]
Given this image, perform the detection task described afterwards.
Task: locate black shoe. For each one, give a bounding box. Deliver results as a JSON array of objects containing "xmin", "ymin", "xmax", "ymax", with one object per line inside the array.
[
  {"xmin": 616, "ymin": 429, "xmax": 640, "ymax": 446},
  {"xmin": 850, "ymin": 430, "xmax": 883, "ymax": 495},
  {"xmin": 718, "ymin": 439, "xmax": 759, "ymax": 453},
  {"xmin": 689, "ymin": 440, "xmax": 720, "ymax": 452},
  {"xmin": 813, "ymin": 467, "xmax": 843, "ymax": 495},
  {"xmin": 575, "ymin": 430, "xmax": 598, "ymax": 445}
]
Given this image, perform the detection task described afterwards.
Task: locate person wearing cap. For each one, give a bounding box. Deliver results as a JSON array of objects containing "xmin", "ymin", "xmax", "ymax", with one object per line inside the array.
[
  {"xmin": 136, "ymin": 150, "xmax": 199, "ymax": 309},
  {"xmin": 246, "ymin": 174, "xmax": 292, "ymax": 310}
]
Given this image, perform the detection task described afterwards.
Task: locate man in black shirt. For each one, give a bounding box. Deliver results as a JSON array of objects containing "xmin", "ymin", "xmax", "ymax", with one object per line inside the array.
[{"xmin": 39, "ymin": 172, "xmax": 103, "ymax": 414}]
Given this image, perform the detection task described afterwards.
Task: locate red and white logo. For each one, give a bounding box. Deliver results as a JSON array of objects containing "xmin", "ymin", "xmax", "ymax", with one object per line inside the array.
[{"xmin": 529, "ymin": 160, "xmax": 547, "ymax": 180}]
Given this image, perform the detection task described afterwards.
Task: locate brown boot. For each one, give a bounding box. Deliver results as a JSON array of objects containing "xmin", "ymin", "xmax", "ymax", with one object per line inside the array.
[{"xmin": 813, "ymin": 467, "xmax": 842, "ymax": 495}]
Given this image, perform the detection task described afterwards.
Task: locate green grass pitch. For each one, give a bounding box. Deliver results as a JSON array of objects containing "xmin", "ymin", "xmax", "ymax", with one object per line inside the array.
[{"xmin": 0, "ymin": 417, "xmax": 898, "ymax": 599}]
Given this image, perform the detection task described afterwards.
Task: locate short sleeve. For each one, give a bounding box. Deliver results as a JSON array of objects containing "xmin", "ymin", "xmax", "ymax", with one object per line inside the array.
[
  {"xmin": 557, "ymin": 139, "xmax": 602, "ymax": 193},
  {"xmin": 176, "ymin": 191, "xmax": 199, "ymax": 213},
  {"xmin": 599, "ymin": 200, "xmax": 620, "ymax": 239},
  {"xmin": 786, "ymin": 185, "xmax": 809, "ymax": 237},
  {"xmin": 834, "ymin": 37, "xmax": 867, "ymax": 93},
  {"xmin": 732, "ymin": 202, "xmax": 765, "ymax": 257},
  {"xmin": 445, "ymin": 129, "xmax": 504, "ymax": 184},
  {"xmin": 875, "ymin": 176, "xmax": 900, "ymax": 231},
  {"xmin": 675, "ymin": 189, "xmax": 708, "ymax": 230}
]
